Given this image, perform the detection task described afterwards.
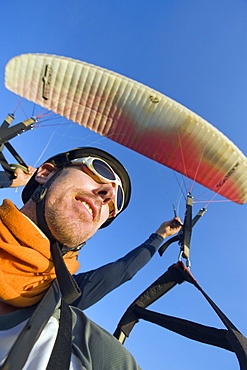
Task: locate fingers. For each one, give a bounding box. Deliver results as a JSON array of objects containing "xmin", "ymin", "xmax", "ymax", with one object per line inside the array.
[
  {"xmin": 155, "ymin": 216, "xmax": 183, "ymax": 238},
  {"xmin": 13, "ymin": 167, "xmax": 24, "ymax": 177},
  {"xmin": 170, "ymin": 216, "xmax": 183, "ymax": 228},
  {"xmin": 14, "ymin": 166, "xmax": 36, "ymax": 177},
  {"xmin": 27, "ymin": 166, "xmax": 36, "ymax": 175}
]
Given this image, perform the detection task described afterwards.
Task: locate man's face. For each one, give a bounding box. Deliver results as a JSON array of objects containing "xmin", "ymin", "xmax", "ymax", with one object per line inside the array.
[{"xmin": 38, "ymin": 165, "xmax": 116, "ymax": 248}]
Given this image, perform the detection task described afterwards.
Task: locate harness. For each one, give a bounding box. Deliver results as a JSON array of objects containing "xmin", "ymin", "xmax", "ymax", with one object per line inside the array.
[
  {"xmin": 0, "ymin": 242, "xmax": 81, "ymax": 370},
  {"xmin": 114, "ymin": 195, "xmax": 247, "ymax": 369}
]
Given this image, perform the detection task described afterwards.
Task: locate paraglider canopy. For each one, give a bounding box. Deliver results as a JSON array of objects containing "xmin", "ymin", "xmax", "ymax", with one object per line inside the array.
[{"xmin": 4, "ymin": 53, "xmax": 247, "ymax": 204}]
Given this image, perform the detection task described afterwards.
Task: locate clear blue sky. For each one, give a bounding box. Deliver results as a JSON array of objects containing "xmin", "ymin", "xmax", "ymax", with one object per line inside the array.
[{"xmin": 1, "ymin": 1, "xmax": 247, "ymax": 369}]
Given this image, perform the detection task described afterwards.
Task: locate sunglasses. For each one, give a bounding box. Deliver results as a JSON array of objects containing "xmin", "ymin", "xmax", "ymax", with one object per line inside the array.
[{"xmin": 70, "ymin": 156, "xmax": 124, "ymax": 216}]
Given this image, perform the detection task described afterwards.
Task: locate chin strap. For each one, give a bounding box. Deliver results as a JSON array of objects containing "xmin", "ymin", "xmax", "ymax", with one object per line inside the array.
[{"xmin": 57, "ymin": 242, "xmax": 86, "ymax": 255}]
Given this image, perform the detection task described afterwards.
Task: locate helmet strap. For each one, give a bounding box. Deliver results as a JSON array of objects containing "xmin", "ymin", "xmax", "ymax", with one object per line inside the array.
[
  {"xmin": 50, "ymin": 241, "xmax": 81, "ymax": 303},
  {"xmin": 31, "ymin": 167, "xmax": 84, "ymax": 301},
  {"xmin": 31, "ymin": 167, "xmax": 64, "ymax": 245}
]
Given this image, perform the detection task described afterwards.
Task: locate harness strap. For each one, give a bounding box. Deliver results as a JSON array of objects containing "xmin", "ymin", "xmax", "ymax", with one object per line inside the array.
[
  {"xmin": 46, "ymin": 299, "xmax": 72, "ymax": 370},
  {"xmin": 159, "ymin": 206, "xmax": 206, "ymax": 257},
  {"xmin": 114, "ymin": 261, "xmax": 247, "ymax": 369},
  {"xmin": 0, "ymin": 282, "xmax": 61, "ymax": 370},
  {"xmin": 158, "ymin": 235, "xmax": 179, "ymax": 256},
  {"xmin": 0, "ymin": 151, "xmax": 14, "ymax": 178},
  {"xmin": 4, "ymin": 142, "xmax": 28, "ymax": 169},
  {"xmin": 177, "ymin": 263, "xmax": 247, "ymax": 369},
  {"xmin": 179, "ymin": 194, "xmax": 193, "ymax": 260},
  {"xmin": 0, "ymin": 239, "xmax": 81, "ymax": 369},
  {"xmin": 134, "ymin": 306, "xmax": 234, "ymax": 351},
  {"xmin": 0, "ymin": 281, "xmax": 75, "ymax": 370},
  {"xmin": 50, "ymin": 242, "xmax": 81, "ymax": 304},
  {"xmin": 0, "ymin": 142, "xmax": 29, "ymax": 179},
  {"xmin": 113, "ymin": 262, "xmax": 184, "ymax": 341}
]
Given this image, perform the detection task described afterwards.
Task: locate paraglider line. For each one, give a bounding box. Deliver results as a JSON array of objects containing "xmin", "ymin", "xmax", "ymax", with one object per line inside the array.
[
  {"xmin": 33, "ymin": 131, "xmax": 55, "ymax": 167},
  {"xmin": 175, "ymin": 127, "xmax": 191, "ymax": 192},
  {"xmin": 13, "ymin": 96, "xmax": 28, "ymax": 118},
  {"xmin": 190, "ymin": 142, "xmax": 207, "ymax": 195},
  {"xmin": 193, "ymin": 199, "xmax": 230, "ymax": 204}
]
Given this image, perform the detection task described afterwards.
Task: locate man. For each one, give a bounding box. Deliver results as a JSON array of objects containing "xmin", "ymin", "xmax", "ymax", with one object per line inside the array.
[
  {"xmin": 0, "ymin": 147, "xmax": 181, "ymax": 369},
  {"xmin": 0, "ymin": 152, "xmax": 181, "ymax": 312}
]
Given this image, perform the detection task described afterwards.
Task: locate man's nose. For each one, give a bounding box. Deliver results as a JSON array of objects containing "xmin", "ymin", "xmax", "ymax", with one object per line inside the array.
[{"xmin": 94, "ymin": 183, "xmax": 116, "ymax": 204}]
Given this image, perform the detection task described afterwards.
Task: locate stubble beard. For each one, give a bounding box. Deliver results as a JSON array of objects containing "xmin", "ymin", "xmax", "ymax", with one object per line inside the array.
[{"xmin": 45, "ymin": 199, "xmax": 103, "ymax": 248}]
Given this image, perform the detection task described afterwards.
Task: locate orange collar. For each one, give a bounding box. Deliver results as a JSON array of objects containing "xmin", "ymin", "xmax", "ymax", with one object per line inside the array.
[{"xmin": 0, "ymin": 199, "xmax": 80, "ymax": 307}]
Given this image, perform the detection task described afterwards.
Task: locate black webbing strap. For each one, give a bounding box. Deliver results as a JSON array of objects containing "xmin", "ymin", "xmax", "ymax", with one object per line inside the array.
[
  {"xmin": 0, "ymin": 233, "xmax": 81, "ymax": 369},
  {"xmin": 159, "ymin": 207, "xmax": 206, "ymax": 257},
  {"xmin": 0, "ymin": 240, "xmax": 81, "ymax": 370},
  {"xmin": 158, "ymin": 207, "xmax": 206, "ymax": 256},
  {"xmin": 179, "ymin": 194, "xmax": 193, "ymax": 260},
  {"xmin": 46, "ymin": 299, "xmax": 72, "ymax": 370},
  {"xmin": 0, "ymin": 151, "xmax": 14, "ymax": 178},
  {"xmin": 4, "ymin": 142, "xmax": 28, "ymax": 169},
  {"xmin": 115, "ymin": 261, "xmax": 247, "ymax": 369},
  {"xmin": 113, "ymin": 262, "xmax": 184, "ymax": 341},
  {"xmin": 0, "ymin": 282, "xmax": 74, "ymax": 370},
  {"xmin": 158, "ymin": 235, "xmax": 180, "ymax": 256},
  {"xmin": 0, "ymin": 282, "xmax": 61, "ymax": 370},
  {"xmin": 134, "ymin": 306, "xmax": 234, "ymax": 351},
  {"xmin": 177, "ymin": 263, "xmax": 247, "ymax": 369},
  {"xmin": 50, "ymin": 242, "xmax": 81, "ymax": 304},
  {"xmin": 0, "ymin": 143, "xmax": 29, "ymax": 179}
]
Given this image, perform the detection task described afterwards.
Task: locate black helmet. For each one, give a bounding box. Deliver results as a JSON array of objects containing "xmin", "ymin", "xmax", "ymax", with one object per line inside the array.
[
  {"xmin": 22, "ymin": 147, "xmax": 131, "ymax": 228},
  {"xmin": 21, "ymin": 147, "xmax": 132, "ymax": 303}
]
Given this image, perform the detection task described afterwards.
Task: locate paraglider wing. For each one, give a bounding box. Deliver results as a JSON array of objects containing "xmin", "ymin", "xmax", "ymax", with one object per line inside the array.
[{"xmin": 5, "ymin": 53, "xmax": 247, "ymax": 204}]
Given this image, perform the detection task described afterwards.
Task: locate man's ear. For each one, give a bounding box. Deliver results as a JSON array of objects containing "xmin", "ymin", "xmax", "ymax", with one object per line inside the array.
[{"xmin": 35, "ymin": 163, "xmax": 58, "ymax": 185}]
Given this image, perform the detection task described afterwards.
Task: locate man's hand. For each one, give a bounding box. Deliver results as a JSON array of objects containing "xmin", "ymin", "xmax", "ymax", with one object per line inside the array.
[
  {"xmin": 155, "ymin": 217, "xmax": 183, "ymax": 239},
  {"xmin": 10, "ymin": 165, "xmax": 36, "ymax": 187}
]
